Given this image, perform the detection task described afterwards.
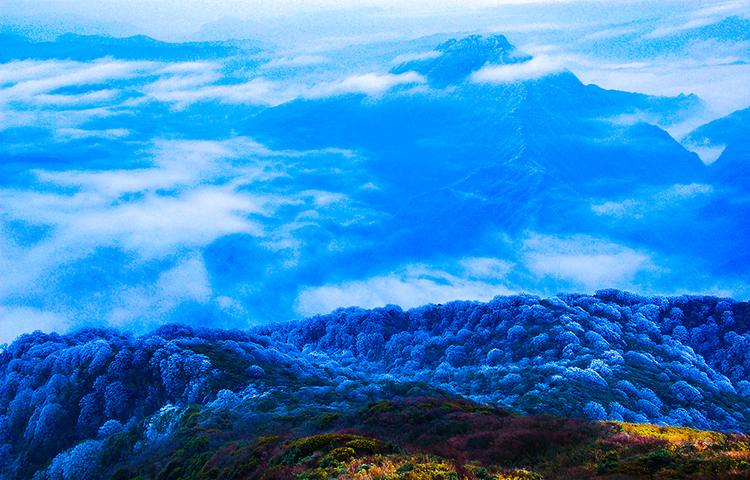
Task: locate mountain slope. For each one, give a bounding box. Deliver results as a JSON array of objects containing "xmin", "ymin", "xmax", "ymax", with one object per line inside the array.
[
  {"xmin": 670, "ymin": 107, "xmax": 750, "ymax": 274},
  {"xmin": 78, "ymin": 399, "xmax": 750, "ymax": 480},
  {"xmin": 245, "ymin": 54, "xmax": 705, "ymax": 199},
  {"xmin": 686, "ymin": 106, "xmax": 750, "ymax": 192},
  {"xmin": 239, "ymin": 35, "xmax": 708, "ymax": 271},
  {"xmin": 2, "ymin": 290, "xmax": 750, "ymax": 479}
]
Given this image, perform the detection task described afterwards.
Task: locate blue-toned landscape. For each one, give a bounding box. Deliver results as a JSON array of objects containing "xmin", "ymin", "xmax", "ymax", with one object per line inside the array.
[{"xmin": 2, "ymin": 1, "xmax": 750, "ymax": 478}]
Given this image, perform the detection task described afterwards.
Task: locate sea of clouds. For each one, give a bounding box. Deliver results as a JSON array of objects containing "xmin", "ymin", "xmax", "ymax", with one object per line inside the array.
[{"xmin": 1, "ymin": 0, "xmax": 750, "ymax": 343}]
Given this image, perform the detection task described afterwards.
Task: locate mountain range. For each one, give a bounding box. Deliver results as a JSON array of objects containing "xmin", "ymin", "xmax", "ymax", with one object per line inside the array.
[{"xmin": 241, "ymin": 34, "xmax": 747, "ymax": 284}]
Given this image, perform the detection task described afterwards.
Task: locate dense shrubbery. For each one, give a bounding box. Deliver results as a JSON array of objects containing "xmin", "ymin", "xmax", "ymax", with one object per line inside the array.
[
  {"xmin": 275, "ymin": 290, "xmax": 750, "ymax": 430},
  {"xmin": 21, "ymin": 398, "xmax": 750, "ymax": 479},
  {"xmin": 1, "ymin": 290, "xmax": 750, "ymax": 478}
]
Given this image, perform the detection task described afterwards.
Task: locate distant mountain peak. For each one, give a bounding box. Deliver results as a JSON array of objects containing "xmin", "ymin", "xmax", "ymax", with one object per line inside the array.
[
  {"xmin": 55, "ymin": 33, "xmax": 165, "ymax": 46},
  {"xmin": 435, "ymin": 33, "xmax": 514, "ymax": 55},
  {"xmin": 391, "ymin": 33, "xmax": 531, "ymax": 87}
]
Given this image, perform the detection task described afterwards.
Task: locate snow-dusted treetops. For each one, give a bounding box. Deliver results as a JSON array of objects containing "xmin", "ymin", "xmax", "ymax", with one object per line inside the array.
[{"xmin": 1, "ymin": 290, "xmax": 750, "ymax": 479}]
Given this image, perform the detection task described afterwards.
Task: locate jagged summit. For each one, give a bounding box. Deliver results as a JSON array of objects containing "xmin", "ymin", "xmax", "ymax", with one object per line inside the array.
[
  {"xmin": 434, "ymin": 33, "xmax": 516, "ymax": 57},
  {"xmin": 391, "ymin": 33, "xmax": 531, "ymax": 87}
]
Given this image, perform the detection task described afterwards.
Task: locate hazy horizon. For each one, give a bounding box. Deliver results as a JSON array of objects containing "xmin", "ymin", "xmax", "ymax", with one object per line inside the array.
[{"xmin": 4, "ymin": 1, "xmax": 750, "ymax": 120}]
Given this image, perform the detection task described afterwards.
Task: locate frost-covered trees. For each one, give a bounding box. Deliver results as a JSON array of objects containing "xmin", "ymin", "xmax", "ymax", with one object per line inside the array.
[
  {"xmin": 46, "ymin": 439, "xmax": 103, "ymax": 480},
  {"xmin": 670, "ymin": 381, "xmax": 704, "ymax": 405},
  {"xmin": 0, "ymin": 326, "xmax": 301, "ymax": 479},
  {"xmin": 274, "ymin": 290, "xmax": 750, "ymax": 432},
  {"xmin": 2, "ymin": 290, "xmax": 750, "ymax": 480}
]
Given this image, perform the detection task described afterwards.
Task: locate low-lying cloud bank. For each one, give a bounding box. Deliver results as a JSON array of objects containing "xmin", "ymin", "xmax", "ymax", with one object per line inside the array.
[
  {"xmin": 0, "ymin": 134, "xmax": 377, "ymax": 342},
  {"xmin": 471, "ymin": 55, "xmax": 564, "ymax": 83},
  {"xmin": 0, "ymin": 56, "xmax": 426, "ymax": 136}
]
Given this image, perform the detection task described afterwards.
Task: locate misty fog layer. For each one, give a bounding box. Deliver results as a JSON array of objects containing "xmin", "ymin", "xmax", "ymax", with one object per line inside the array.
[{"xmin": 0, "ymin": 4, "xmax": 749, "ymax": 342}]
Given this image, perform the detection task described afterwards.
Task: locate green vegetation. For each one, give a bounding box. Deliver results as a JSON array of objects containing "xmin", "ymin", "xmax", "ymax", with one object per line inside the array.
[{"xmin": 92, "ymin": 398, "xmax": 750, "ymax": 480}]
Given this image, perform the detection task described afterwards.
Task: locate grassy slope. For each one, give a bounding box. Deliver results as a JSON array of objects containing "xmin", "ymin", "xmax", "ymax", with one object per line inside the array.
[{"xmin": 102, "ymin": 397, "xmax": 750, "ymax": 480}]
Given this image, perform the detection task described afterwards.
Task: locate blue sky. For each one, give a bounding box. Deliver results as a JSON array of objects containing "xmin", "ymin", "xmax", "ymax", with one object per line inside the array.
[{"xmin": 2, "ymin": 1, "xmax": 742, "ymax": 39}]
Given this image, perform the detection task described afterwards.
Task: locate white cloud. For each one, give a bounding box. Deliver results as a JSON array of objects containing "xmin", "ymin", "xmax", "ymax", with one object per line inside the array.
[
  {"xmin": 662, "ymin": 183, "xmax": 713, "ymax": 198},
  {"xmin": 0, "ymin": 59, "xmax": 156, "ymax": 100},
  {"xmin": 573, "ymin": 60, "xmax": 750, "ymax": 129},
  {"xmin": 688, "ymin": 0, "xmax": 750, "ymax": 19},
  {"xmin": 591, "ymin": 183, "xmax": 713, "ymax": 218},
  {"xmin": 37, "ymin": 138, "xmax": 236, "ymax": 195},
  {"xmin": 1, "ymin": 186, "xmax": 268, "ymax": 258},
  {"xmin": 156, "ymin": 255, "xmax": 212, "ymax": 303},
  {"xmin": 262, "ymin": 55, "xmax": 328, "ymax": 68},
  {"xmin": 140, "ymin": 62, "xmax": 282, "ymax": 106},
  {"xmin": 81, "ymin": 188, "xmax": 267, "ymax": 254},
  {"xmin": 392, "ymin": 50, "xmax": 442, "ymax": 64},
  {"xmin": 54, "ymin": 128, "xmax": 131, "ymax": 141},
  {"xmin": 0, "ymin": 58, "xmax": 156, "ymax": 134},
  {"xmin": 0, "ymin": 55, "xmax": 428, "ymax": 124},
  {"xmin": 0, "ymin": 138, "xmax": 284, "ymax": 257},
  {"xmin": 31, "ymin": 89, "xmax": 120, "ymax": 107},
  {"xmin": 682, "ymin": 143, "xmax": 726, "ymax": 164},
  {"xmin": 297, "ymin": 190, "xmax": 348, "ymax": 207},
  {"xmin": 459, "ymin": 257, "xmax": 513, "ymax": 279},
  {"xmin": 1, "ymin": 106, "xmax": 125, "ymax": 133},
  {"xmin": 0, "ymin": 58, "xmax": 151, "ymax": 87},
  {"xmin": 0, "ymin": 305, "xmax": 70, "ymax": 345},
  {"xmin": 102, "ymin": 256, "xmax": 213, "ymax": 329},
  {"xmin": 521, "ymin": 234, "xmax": 658, "ymax": 290},
  {"xmin": 471, "ymin": 55, "xmax": 564, "ymax": 84},
  {"xmin": 295, "ymin": 264, "xmax": 513, "ymax": 317},
  {"xmin": 153, "ymin": 78, "xmax": 280, "ymax": 105},
  {"xmin": 139, "ymin": 60, "xmax": 423, "ymax": 106},
  {"xmin": 0, "ymin": 134, "xmax": 373, "ymax": 334},
  {"xmin": 359, "ymin": 182, "xmax": 380, "ymax": 190},
  {"xmin": 306, "ymin": 71, "xmax": 425, "ymax": 98},
  {"xmin": 582, "ymin": 26, "xmax": 639, "ymax": 41},
  {"xmin": 0, "ymin": 233, "xmax": 66, "ymax": 300},
  {"xmin": 644, "ymin": 18, "xmax": 715, "ymax": 39}
]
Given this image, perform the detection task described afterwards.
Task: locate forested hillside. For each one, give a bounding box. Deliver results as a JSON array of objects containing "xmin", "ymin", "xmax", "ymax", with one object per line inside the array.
[{"xmin": 2, "ymin": 290, "xmax": 750, "ymax": 479}]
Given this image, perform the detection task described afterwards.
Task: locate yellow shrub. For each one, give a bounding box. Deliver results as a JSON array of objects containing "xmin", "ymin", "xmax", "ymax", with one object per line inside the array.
[{"xmin": 618, "ymin": 422, "xmax": 726, "ymax": 445}]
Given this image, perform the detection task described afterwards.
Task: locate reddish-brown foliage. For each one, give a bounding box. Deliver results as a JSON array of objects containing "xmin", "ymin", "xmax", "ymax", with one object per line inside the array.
[{"xmin": 351, "ymin": 398, "xmax": 610, "ymax": 468}]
